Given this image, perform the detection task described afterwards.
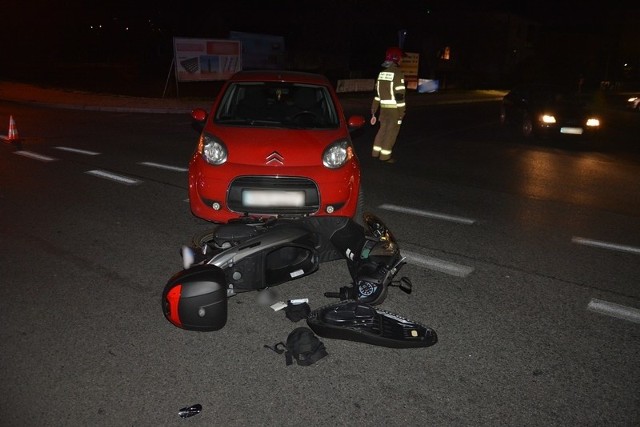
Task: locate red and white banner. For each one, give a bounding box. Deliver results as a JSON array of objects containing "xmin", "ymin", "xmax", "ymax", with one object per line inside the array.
[{"xmin": 173, "ymin": 37, "xmax": 242, "ymax": 82}]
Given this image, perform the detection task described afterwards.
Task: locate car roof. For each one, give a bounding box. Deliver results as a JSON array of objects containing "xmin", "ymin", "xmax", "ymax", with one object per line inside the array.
[{"xmin": 228, "ymin": 70, "xmax": 331, "ymax": 86}]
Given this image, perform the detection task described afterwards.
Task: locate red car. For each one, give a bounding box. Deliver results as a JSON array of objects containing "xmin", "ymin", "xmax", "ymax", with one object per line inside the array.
[{"xmin": 188, "ymin": 70, "xmax": 366, "ymax": 223}]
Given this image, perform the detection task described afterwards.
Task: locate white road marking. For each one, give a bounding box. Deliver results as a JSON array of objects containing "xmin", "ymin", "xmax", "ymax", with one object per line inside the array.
[
  {"xmin": 572, "ymin": 237, "xmax": 640, "ymax": 256},
  {"xmin": 587, "ymin": 298, "xmax": 640, "ymax": 324},
  {"xmin": 139, "ymin": 161, "xmax": 188, "ymax": 172},
  {"xmin": 85, "ymin": 169, "xmax": 141, "ymax": 185},
  {"xmin": 402, "ymin": 250, "xmax": 474, "ymax": 277},
  {"xmin": 379, "ymin": 203, "xmax": 476, "ymax": 225},
  {"xmin": 14, "ymin": 151, "xmax": 57, "ymax": 162},
  {"xmin": 55, "ymin": 146, "xmax": 100, "ymax": 155}
]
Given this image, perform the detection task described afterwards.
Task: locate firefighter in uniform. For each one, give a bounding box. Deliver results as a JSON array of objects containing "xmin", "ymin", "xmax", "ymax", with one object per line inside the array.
[{"xmin": 370, "ymin": 47, "xmax": 406, "ymax": 163}]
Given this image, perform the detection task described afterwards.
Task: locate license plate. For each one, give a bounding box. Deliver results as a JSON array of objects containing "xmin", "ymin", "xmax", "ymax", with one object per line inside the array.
[
  {"xmin": 242, "ymin": 190, "xmax": 305, "ymax": 207},
  {"xmin": 560, "ymin": 127, "xmax": 583, "ymax": 135}
]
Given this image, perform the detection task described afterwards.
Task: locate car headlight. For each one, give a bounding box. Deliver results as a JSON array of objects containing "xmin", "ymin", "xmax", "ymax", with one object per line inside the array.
[
  {"xmin": 586, "ymin": 118, "xmax": 600, "ymax": 127},
  {"xmin": 198, "ymin": 133, "xmax": 227, "ymax": 165},
  {"xmin": 541, "ymin": 114, "xmax": 556, "ymax": 124},
  {"xmin": 628, "ymin": 97, "xmax": 638, "ymax": 103},
  {"xmin": 322, "ymin": 139, "xmax": 353, "ymax": 169}
]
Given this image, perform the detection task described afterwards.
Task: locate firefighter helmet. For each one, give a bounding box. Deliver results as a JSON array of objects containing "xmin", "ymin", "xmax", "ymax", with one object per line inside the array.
[{"xmin": 385, "ymin": 47, "xmax": 405, "ymax": 64}]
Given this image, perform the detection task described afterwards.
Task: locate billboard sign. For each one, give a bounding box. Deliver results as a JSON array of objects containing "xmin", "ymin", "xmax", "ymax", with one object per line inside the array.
[
  {"xmin": 229, "ymin": 31, "xmax": 285, "ymax": 70},
  {"xmin": 173, "ymin": 37, "xmax": 242, "ymax": 82}
]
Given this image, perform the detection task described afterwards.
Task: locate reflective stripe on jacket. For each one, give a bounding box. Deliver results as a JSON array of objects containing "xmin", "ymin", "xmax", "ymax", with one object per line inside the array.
[{"xmin": 372, "ymin": 63, "xmax": 406, "ymax": 116}]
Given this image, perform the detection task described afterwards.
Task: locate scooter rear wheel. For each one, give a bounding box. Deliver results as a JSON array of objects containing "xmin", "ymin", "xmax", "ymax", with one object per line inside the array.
[{"xmin": 191, "ymin": 228, "xmax": 220, "ymax": 249}]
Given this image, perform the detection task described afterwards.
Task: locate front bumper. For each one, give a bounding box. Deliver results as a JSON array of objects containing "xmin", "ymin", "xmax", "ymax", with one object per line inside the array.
[
  {"xmin": 189, "ymin": 159, "xmax": 360, "ymax": 223},
  {"xmin": 535, "ymin": 122, "xmax": 600, "ymax": 138}
]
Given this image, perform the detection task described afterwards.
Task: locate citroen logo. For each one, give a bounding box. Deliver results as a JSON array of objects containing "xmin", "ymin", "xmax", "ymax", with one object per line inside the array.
[{"xmin": 265, "ymin": 151, "xmax": 284, "ymax": 165}]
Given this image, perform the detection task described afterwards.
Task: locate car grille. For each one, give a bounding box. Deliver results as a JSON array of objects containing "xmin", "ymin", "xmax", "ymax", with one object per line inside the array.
[{"xmin": 227, "ymin": 176, "xmax": 319, "ymax": 215}]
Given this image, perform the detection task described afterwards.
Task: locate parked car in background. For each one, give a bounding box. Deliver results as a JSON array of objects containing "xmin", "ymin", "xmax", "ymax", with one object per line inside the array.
[
  {"xmin": 500, "ymin": 84, "xmax": 601, "ymax": 139},
  {"xmin": 188, "ymin": 70, "xmax": 366, "ymax": 224}
]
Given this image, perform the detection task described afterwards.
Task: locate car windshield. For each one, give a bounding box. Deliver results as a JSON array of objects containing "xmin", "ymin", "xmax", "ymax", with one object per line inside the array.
[
  {"xmin": 529, "ymin": 85, "xmax": 584, "ymax": 106},
  {"xmin": 214, "ymin": 82, "xmax": 340, "ymax": 129}
]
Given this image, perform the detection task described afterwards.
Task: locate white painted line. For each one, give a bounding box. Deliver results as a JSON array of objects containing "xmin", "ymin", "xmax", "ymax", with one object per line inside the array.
[
  {"xmin": 572, "ymin": 237, "xmax": 640, "ymax": 256},
  {"xmin": 587, "ymin": 298, "xmax": 640, "ymax": 324},
  {"xmin": 379, "ymin": 203, "xmax": 475, "ymax": 225},
  {"xmin": 85, "ymin": 169, "xmax": 141, "ymax": 185},
  {"xmin": 55, "ymin": 146, "xmax": 100, "ymax": 156},
  {"xmin": 14, "ymin": 151, "xmax": 57, "ymax": 162},
  {"xmin": 139, "ymin": 161, "xmax": 188, "ymax": 172},
  {"xmin": 402, "ymin": 250, "xmax": 474, "ymax": 277}
]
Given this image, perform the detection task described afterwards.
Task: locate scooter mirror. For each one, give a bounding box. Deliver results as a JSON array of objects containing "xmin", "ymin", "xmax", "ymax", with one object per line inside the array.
[
  {"xmin": 363, "ymin": 213, "xmax": 396, "ymax": 243},
  {"xmin": 398, "ymin": 277, "xmax": 412, "ymax": 294}
]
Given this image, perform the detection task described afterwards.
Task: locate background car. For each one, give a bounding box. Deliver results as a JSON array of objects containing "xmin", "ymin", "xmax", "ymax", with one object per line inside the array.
[
  {"xmin": 500, "ymin": 83, "xmax": 601, "ymax": 139},
  {"xmin": 188, "ymin": 70, "xmax": 365, "ymax": 223},
  {"xmin": 627, "ymin": 96, "xmax": 640, "ymax": 111}
]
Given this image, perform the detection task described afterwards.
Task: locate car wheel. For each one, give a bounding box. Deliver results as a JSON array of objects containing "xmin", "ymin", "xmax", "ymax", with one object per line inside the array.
[{"xmin": 521, "ymin": 113, "xmax": 533, "ymax": 138}]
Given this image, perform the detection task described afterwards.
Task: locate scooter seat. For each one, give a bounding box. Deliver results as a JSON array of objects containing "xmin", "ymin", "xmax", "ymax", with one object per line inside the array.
[{"xmin": 306, "ymin": 301, "xmax": 437, "ymax": 349}]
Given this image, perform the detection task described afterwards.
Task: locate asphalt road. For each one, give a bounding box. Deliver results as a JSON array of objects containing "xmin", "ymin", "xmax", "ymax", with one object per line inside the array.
[{"xmin": 1, "ymin": 99, "xmax": 639, "ymax": 426}]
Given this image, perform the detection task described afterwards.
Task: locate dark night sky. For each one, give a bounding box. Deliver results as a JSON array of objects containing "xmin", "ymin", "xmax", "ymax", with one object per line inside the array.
[
  {"xmin": 2, "ymin": 0, "xmax": 638, "ymax": 89},
  {"xmin": 4, "ymin": 0, "xmax": 614, "ymax": 40}
]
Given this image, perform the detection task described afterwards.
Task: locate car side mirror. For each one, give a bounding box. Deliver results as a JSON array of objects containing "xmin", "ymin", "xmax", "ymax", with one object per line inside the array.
[
  {"xmin": 191, "ymin": 108, "xmax": 208, "ymax": 133},
  {"xmin": 191, "ymin": 108, "xmax": 208, "ymax": 122},
  {"xmin": 347, "ymin": 115, "xmax": 366, "ymax": 131}
]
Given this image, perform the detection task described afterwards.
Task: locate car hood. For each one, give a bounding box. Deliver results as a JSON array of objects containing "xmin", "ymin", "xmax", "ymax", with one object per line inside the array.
[
  {"xmin": 537, "ymin": 101, "xmax": 590, "ymax": 116},
  {"xmin": 210, "ymin": 125, "xmax": 348, "ymax": 167}
]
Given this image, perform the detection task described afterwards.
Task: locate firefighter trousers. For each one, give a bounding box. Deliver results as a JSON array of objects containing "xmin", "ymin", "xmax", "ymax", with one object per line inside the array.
[{"xmin": 372, "ymin": 108, "xmax": 401, "ymax": 161}]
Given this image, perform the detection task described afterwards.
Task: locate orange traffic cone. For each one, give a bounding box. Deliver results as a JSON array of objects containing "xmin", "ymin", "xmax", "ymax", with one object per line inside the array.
[
  {"xmin": 2, "ymin": 115, "xmax": 20, "ymax": 142},
  {"xmin": 8, "ymin": 115, "xmax": 19, "ymax": 141}
]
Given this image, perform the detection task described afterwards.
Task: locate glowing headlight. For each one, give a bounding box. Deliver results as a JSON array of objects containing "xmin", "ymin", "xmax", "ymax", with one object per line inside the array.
[
  {"xmin": 628, "ymin": 97, "xmax": 638, "ymax": 103},
  {"xmin": 541, "ymin": 114, "xmax": 556, "ymax": 124},
  {"xmin": 199, "ymin": 133, "xmax": 227, "ymax": 165},
  {"xmin": 323, "ymin": 139, "xmax": 352, "ymax": 169},
  {"xmin": 586, "ymin": 118, "xmax": 600, "ymax": 127}
]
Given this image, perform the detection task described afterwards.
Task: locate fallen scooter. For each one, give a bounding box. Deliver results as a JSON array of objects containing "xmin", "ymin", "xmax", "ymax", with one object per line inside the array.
[{"xmin": 161, "ymin": 214, "xmax": 437, "ymax": 348}]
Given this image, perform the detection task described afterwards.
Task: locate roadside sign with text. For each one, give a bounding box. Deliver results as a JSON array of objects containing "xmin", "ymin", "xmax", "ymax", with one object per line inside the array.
[
  {"xmin": 173, "ymin": 38, "xmax": 242, "ymax": 82},
  {"xmin": 229, "ymin": 31, "xmax": 285, "ymax": 70},
  {"xmin": 400, "ymin": 52, "xmax": 420, "ymax": 90}
]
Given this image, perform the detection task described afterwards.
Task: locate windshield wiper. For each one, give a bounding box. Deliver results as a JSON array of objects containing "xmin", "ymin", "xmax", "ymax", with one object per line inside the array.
[{"xmin": 216, "ymin": 118, "xmax": 288, "ymax": 128}]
